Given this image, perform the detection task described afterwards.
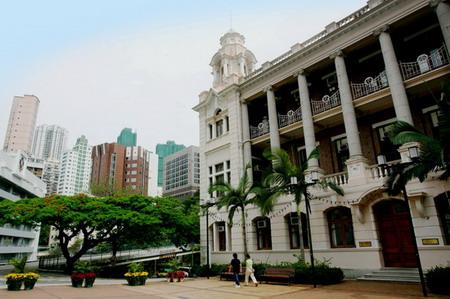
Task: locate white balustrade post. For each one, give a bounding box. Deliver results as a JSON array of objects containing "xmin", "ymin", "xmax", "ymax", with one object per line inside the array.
[
  {"xmin": 433, "ymin": 0, "xmax": 450, "ymax": 54},
  {"xmin": 265, "ymin": 86, "xmax": 281, "ymax": 149},
  {"xmin": 296, "ymin": 70, "xmax": 319, "ymax": 169},
  {"xmin": 376, "ymin": 26, "xmax": 414, "ymax": 124}
]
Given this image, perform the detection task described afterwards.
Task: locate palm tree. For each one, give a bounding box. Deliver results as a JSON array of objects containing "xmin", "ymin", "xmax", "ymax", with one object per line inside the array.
[
  {"xmin": 386, "ymin": 87, "xmax": 450, "ymax": 194},
  {"xmin": 208, "ymin": 165, "xmax": 268, "ymax": 257},
  {"xmin": 263, "ymin": 147, "xmax": 343, "ymax": 261}
]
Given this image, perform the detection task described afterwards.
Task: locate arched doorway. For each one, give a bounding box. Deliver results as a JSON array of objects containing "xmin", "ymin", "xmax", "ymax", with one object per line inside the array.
[{"xmin": 373, "ymin": 200, "xmax": 417, "ymax": 268}]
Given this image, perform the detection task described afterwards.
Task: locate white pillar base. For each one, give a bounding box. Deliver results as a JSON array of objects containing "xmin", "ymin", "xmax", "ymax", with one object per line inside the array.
[{"xmin": 346, "ymin": 156, "xmax": 370, "ymax": 185}]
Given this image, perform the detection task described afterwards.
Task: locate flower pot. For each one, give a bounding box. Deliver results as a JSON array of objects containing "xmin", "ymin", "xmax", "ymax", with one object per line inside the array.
[
  {"xmin": 126, "ymin": 277, "xmax": 138, "ymax": 286},
  {"xmin": 84, "ymin": 277, "xmax": 96, "ymax": 288},
  {"xmin": 71, "ymin": 278, "xmax": 84, "ymax": 288},
  {"xmin": 24, "ymin": 279, "xmax": 37, "ymax": 290},
  {"xmin": 7, "ymin": 279, "xmax": 23, "ymax": 291},
  {"xmin": 138, "ymin": 276, "xmax": 146, "ymax": 286}
]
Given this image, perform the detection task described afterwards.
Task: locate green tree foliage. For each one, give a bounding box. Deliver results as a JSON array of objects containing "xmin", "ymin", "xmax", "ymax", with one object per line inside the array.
[
  {"xmin": 386, "ymin": 86, "xmax": 450, "ymax": 194},
  {"xmin": 0, "ymin": 194, "xmax": 199, "ymax": 273}
]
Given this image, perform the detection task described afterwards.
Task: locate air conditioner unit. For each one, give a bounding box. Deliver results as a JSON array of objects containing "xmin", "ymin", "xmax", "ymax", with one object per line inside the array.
[
  {"xmin": 217, "ymin": 226, "xmax": 225, "ymax": 232},
  {"xmin": 290, "ymin": 217, "xmax": 299, "ymax": 225},
  {"xmin": 257, "ymin": 220, "xmax": 267, "ymax": 229}
]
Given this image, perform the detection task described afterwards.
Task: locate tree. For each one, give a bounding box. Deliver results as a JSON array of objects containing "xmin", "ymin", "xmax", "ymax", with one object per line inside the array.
[
  {"xmin": 0, "ymin": 194, "xmax": 198, "ymax": 273},
  {"xmin": 263, "ymin": 148, "xmax": 343, "ymax": 261},
  {"xmin": 386, "ymin": 87, "xmax": 450, "ymax": 194}
]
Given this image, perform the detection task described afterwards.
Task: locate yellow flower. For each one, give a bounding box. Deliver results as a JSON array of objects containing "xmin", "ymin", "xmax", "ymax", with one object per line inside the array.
[
  {"xmin": 5, "ymin": 273, "xmax": 25, "ymax": 280},
  {"xmin": 24, "ymin": 272, "xmax": 40, "ymax": 280}
]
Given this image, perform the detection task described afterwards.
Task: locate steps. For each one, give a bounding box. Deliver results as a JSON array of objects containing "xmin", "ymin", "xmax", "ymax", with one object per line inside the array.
[{"xmin": 358, "ymin": 268, "xmax": 421, "ymax": 283}]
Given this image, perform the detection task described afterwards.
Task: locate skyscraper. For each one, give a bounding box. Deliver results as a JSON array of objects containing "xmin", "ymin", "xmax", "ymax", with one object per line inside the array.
[
  {"xmin": 3, "ymin": 95, "xmax": 39, "ymax": 154},
  {"xmin": 32, "ymin": 124, "xmax": 68, "ymax": 161},
  {"xmin": 57, "ymin": 135, "xmax": 92, "ymax": 195},
  {"xmin": 117, "ymin": 128, "xmax": 137, "ymax": 147},
  {"xmin": 155, "ymin": 141, "xmax": 185, "ymax": 187}
]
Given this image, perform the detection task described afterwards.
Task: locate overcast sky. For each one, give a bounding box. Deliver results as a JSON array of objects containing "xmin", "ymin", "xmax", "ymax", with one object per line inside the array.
[{"xmin": 0, "ymin": 0, "xmax": 365, "ymax": 153}]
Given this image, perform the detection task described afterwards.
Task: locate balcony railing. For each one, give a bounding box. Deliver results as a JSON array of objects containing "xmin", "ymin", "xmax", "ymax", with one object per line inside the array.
[
  {"xmin": 323, "ymin": 171, "xmax": 348, "ymax": 186},
  {"xmin": 351, "ymin": 70, "xmax": 388, "ymax": 99},
  {"xmin": 399, "ymin": 44, "xmax": 449, "ymax": 80},
  {"xmin": 278, "ymin": 107, "xmax": 302, "ymax": 128},
  {"xmin": 311, "ymin": 90, "xmax": 341, "ymax": 115},
  {"xmin": 368, "ymin": 160, "xmax": 400, "ymax": 180},
  {"xmin": 250, "ymin": 119, "xmax": 270, "ymax": 139}
]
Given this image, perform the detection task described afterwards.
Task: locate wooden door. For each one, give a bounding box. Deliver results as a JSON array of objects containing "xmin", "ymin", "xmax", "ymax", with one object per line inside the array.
[{"xmin": 374, "ymin": 200, "xmax": 417, "ymax": 267}]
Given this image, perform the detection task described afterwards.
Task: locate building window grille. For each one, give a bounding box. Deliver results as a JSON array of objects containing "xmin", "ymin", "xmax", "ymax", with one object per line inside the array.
[
  {"xmin": 254, "ymin": 217, "xmax": 272, "ymax": 250},
  {"xmin": 285, "ymin": 212, "xmax": 309, "ymax": 249},
  {"xmin": 327, "ymin": 207, "xmax": 355, "ymax": 248}
]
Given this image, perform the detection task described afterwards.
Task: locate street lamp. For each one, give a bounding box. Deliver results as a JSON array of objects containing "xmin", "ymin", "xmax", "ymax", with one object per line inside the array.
[
  {"xmin": 201, "ymin": 198, "xmax": 215, "ymax": 279},
  {"xmin": 291, "ymin": 169, "xmax": 319, "ymax": 288},
  {"xmin": 377, "ymin": 147, "xmax": 428, "ymax": 297}
]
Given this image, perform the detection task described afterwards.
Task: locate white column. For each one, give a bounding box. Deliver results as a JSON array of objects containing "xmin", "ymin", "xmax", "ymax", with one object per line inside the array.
[
  {"xmin": 296, "ymin": 70, "xmax": 319, "ymax": 168},
  {"xmin": 377, "ymin": 27, "xmax": 413, "ymax": 124},
  {"xmin": 265, "ymin": 86, "xmax": 280, "ymax": 149},
  {"xmin": 434, "ymin": 0, "xmax": 450, "ymax": 53},
  {"xmin": 241, "ymin": 101, "xmax": 253, "ymax": 180},
  {"xmin": 333, "ymin": 51, "xmax": 363, "ymax": 159}
]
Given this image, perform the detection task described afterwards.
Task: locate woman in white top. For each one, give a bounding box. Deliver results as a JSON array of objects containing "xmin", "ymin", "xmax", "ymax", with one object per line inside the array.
[{"xmin": 245, "ymin": 254, "xmax": 258, "ymax": 286}]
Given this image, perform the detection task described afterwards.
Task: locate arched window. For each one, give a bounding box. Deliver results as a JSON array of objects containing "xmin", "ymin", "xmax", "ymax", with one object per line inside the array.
[
  {"xmin": 285, "ymin": 213, "xmax": 308, "ymax": 249},
  {"xmin": 216, "ymin": 221, "xmax": 226, "ymax": 251},
  {"xmin": 326, "ymin": 207, "xmax": 355, "ymax": 248},
  {"xmin": 435, "ymin": 192, "xmax": 450, "ymax": 245},
  {"xmin": 254, "ymin": 217, "xmax": 272, "ymax": 250}
]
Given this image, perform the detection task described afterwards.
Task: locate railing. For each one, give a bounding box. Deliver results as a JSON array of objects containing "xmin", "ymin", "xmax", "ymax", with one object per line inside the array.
[
  {"xmin": 351, "ymin": 70, "xmax": 388, "ymax": 99},
  {"xmin": 368, "ymin": 160, "xmax": 400, "ymax": 180},
  {"xmin": 250, "ymin": 119, "xmax": 270, "ymax": 139},
  {"xmin": 244, "ymin": 1, "xmax": 387, "ymax": 81},
  {"xmin": 278, "ymin": 107, "xmax": 302, "ymax": 128},
  {"xmin": 323, "ymin": 171, "xmax": 348, "ymax": 186},
  {"xmin": 311, "ymin": 90, "xmax": 341, "ymax": 115},
  {"xmin": 399, "ymin": 44, "xmax": 450, "ymax": 80}
]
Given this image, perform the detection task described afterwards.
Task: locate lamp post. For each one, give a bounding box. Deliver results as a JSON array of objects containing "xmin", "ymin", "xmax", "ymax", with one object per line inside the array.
[
  {"xmin": 291, "ymin": 170, "xmax": 319, "ymax": 288},
  {"xmin": 377, "ymin": 147, "xmax": 427, "ymax": 297},
  {"xmin": 201, "ymin": 199, "xmax": 215, "ymax": 279}
]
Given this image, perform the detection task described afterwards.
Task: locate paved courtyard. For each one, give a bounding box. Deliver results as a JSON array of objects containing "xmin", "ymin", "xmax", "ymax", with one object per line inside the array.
[{"xmin": 0, "ymin": 278, "xmax": 447, "ymax": 299}]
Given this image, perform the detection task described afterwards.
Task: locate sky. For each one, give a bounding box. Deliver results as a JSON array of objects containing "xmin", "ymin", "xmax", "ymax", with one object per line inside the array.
[{"xmin": 0, "ymin": 0, "xmax": 366, "ymax": 153}]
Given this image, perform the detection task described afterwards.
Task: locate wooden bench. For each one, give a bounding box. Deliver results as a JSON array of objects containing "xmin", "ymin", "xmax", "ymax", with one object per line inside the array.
[
  {"xmin": 259, "ymin": 267, "xmax": 295, "ymax": 285},
  {"xmin": 220, "ymin": 265, "xmax": 246, "ymax": 281}
]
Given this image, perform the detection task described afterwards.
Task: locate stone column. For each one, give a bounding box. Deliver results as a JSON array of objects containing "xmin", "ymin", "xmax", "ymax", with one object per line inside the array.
[
  {"xmin": 296, "ymin": 70, "xmax": 319, "ymax": 169},
  {"xmin": 377, "ymin": 27, "xmax": 413, "ymax": 124},
  {"xmin": 241, "ymin": 100, "xmax": 253, "ymax": 181},
  {"xmin": 333, "ymin": 51, "xmax": 363, "ymax": 159},
  {"xmin": 433, "ymin": 0, "xmax": 450, "ymax": 53},
  {"xmin": 265, "ymin": 86, "xmax": 280, "ymax": 149}
]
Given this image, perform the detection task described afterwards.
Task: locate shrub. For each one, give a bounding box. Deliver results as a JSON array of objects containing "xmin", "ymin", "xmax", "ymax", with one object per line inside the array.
[
  {"xmin": 293, "ymin": 260, "xmax": 344, "ymax": 285},
  {"xmin": 127, "ymin": 262, "xmax": 144, "ymax": 273},
  {"xmin": 253, "ymin": 263, "xmax": 269, "ymax": 278},
  {"xmin": 191, "ymin": 264, "xmax": 227, "ymax": 277},
  {"xmin": 426, "ymin": 266, "xmax": 450, "ymax": 295}
]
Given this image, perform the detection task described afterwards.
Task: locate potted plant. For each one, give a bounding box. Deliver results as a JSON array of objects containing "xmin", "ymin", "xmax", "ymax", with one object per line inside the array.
[
  {"xmin": 70, "ymin": 272, "xmax": 84, "ymax": 288},
  {"xmin": 84, "ymin": 272, "xmax": 96, "ymax": 288},
  {"xmin": 23, "ymin": 272, "xmax": 40, "ymax": 290},
  {"xmin": 5, "ymin": 273, "xmax": 24, "ymax": 291},
  {"xmin": 72, "ymin": 261, "xmax": 97, "ymax": 288},
  {"xmin": 166, "ymin": 258, "xmax": 183, "ymax": 282},
  {"xmin": 124, "ymin": 262, "xmax": 148, "ymax": 286}
]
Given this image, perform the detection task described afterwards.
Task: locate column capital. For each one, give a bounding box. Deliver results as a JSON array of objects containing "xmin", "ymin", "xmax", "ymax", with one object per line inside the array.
[
  {"xmin": 293, "ymin": 68, "xmax": 307, "ymax": 78},
  {"xmin": 329, "ymin": 50, "xmax": 344, "ymax": 60},
  {"xmin": 373, "ymin": 25, "xmax": 390, "ymax": 37},
  {"xmin": 264, "ymin": 85, "xmax": 274, "ymax": 93}
]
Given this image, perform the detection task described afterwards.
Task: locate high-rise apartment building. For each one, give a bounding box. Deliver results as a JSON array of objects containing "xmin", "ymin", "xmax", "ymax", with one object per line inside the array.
[
  {"xmin": 163, "ymin": 146, "xmax": 200, "ymax": 199},
  {"xmin": 3, "ymin": 95, "xmax": 39, "ymax": 154},
  {"xmin": 156, "ymin": 141, "xmax": 185, "ymax": 187},
  {"xmin": 57, "ymin": 135, "xmax": 92, "ymax": 196},
  {"xmin": 124, "ymin": 146, "xmax": 150, "ymax": 195},
  {"xmin": 117, "ymin": 128, "xmax": 137, "ymax": 147},
  {"xmin": 194, "ymin": 0, "xmax": 450, "ymax": 274},
  {"xmin": 32, "ymin": 124, "xmax": 68, "ymax": 161}
]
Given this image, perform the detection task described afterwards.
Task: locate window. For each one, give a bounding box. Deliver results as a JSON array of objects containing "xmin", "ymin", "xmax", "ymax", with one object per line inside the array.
[
  {"xmin": 217, "ymin": 222, "xmax": 226, "ymax": 251},
  {"xmin": 326, "ymin": 207, "xmax": 355, "ymax": 248},
  {"xmin": 216, "ymin": 119, "xmax": 224, "ymax": 137},
  {"xmin": 254, "ymin": 217, "xmax": 272, "ymax": 250},
  {"xmin": 285, "ymin": 213, "xmax": 309, "ymax": 249},
  {"xmin": 435, "ymin": 192, "xmax": 450, "ymax": 245},
  {"xmin": 333, "ymin": 137, "xmax": 349, "ymax": 172},
  {"xmin": 428, "ymin": 110, "xmax": 440, "ymax": 139},
  {"xmin": 225, "ymin": 116, "xmax": 230, "ymax": 132},
  {"xmin": 215, "ymin": 163, "xmax": 224, "ymax": 173},
  {"xmin": 209, "ymin": 124, "xmax": 213, "ymax": 139},
  {"xmin": 376, "ymin": 123, "xmax": 400, "ymax": 162}
]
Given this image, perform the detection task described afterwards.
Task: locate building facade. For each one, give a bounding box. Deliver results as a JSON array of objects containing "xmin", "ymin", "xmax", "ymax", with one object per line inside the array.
[
  {"xmin": 163, "ymin": 146, "xmax": 200, "ymax": 199},
  {"xmin": 124, "ymin": 146, "xmax": 150, "ymax": 195},
  {"xmin": 57, "ymin": 135, "xmax": 92, "ymax": 196},
  {"xmin": 194, "ymin": 0, "xmax": 450, "ymax": 274},
  {"xmin": 0, "ymin": 151, "xmax": 46, "ymax": 263},
  {"xmin": 117, "ymin": 128, "xmax": 137, "ymax": 147},
  {"xmin": 156, "ymin": 141, "xmax": 185, "ymax": 187},
  {"xmin": 3, "ymin": 95, "xmax": 39, "ymax": 154},
  {"xmin": 31, "ymin": 124, "xmax": 68, "ymax": 161}
]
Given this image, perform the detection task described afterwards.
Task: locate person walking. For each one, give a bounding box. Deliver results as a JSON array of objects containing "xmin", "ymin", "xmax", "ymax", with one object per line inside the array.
[
  {"xmin": 230, "ymin": 253, "xmax": 241, "ymax": 288},
  {"xmin": 244, "ymin": 254, "xmax": 258, "ymax": 287}
]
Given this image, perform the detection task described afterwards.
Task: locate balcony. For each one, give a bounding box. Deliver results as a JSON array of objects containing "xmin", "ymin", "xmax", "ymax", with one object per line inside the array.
[
  {"xmin": 250, "ymin": 117, "xmax": 269, "ymax": 139},
  {"xmin": 311, "ymin": 90, "xmax": 341, "ymax": 115},
  {"xmin": 351, "ymin": 71, "xmax": 389, "ymax": 99},
  {"xmin": 278, "ymin": 107, "xmax": 302, "ymax": 128},
  {"xmin": 399, "ymin": 44, "xmax": 449, "ymax": 80}
]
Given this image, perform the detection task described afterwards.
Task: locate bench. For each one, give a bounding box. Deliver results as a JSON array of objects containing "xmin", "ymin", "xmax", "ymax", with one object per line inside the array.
[
  {"xmin": 259, "ymin": 267, "xmax": 295, "ymax": 285},
  {"xmin": 220, "ymin": 265, "xmax": 246, "ymax": 281}
]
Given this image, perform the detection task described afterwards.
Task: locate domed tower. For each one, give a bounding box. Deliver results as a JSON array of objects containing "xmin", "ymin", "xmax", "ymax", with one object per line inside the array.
[{"xmin": 210, "ymin": 30, "xmax": 257, "ymax": 91}]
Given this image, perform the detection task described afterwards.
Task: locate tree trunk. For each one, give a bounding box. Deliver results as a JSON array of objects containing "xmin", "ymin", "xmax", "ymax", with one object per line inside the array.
[
  {"xmin": 296, "ymin": 202, "xmax": 305, "ymax": 263},
  {"xmin": 111, "ymin": 238, "xmax": 119, "ymax": 265},
  {"xmin": 241, "ymin": 207, "xmax": 248, "ymax": 257}
]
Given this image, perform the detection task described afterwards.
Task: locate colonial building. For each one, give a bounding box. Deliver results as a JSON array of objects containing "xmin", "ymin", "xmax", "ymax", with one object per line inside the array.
[{"xmin": 194, "ymin": 0, "xmax": 450, "ymax": 275}]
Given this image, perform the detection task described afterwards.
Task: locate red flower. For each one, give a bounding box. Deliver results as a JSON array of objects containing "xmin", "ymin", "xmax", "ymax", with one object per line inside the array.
[
  {"xmin": 84, "ymin": 272, "xmax": 96, "ymax": 279},
  {"xmin": 71, "ymin": 272, "xmax": 85, "ymax": 280}
]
